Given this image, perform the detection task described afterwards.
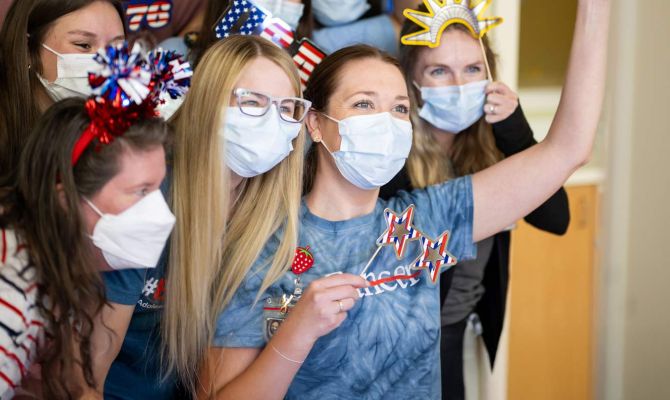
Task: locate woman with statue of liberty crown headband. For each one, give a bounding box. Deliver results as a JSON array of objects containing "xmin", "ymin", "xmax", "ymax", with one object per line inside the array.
[
  {"xmin": 204, "ymin": 0, "xmax": 608, "ymax": 399},
  {"xmin": 377, "ymin": 0, "xmax": 571, "ymax": 398}
]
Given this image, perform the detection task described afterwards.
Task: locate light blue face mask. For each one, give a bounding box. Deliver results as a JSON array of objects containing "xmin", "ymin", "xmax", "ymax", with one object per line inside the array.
[
  {"xmin": 417, "ymin": 79, "xmax": 489, "ymax": 134},
  {"xmin": 312, "ymin": 0, "xmax": 370, "ymax": 26},
  {"xmin": 320, "ymin": 112, "xmax": 413, "ymax": 190},
  {"xmin": 254, "ymin": 0, "xmax": 305, "ymax": 30}
]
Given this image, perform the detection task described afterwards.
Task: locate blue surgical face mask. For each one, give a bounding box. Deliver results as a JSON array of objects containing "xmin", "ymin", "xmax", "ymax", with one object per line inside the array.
[
  {"xmin": 416, "ymin": 79, "xmax": 489, "ymax": 134},
  {"xmin": 254, "ymin": 0, "xmax": 305, "ymax": 30},
  {"xmin": 319, "ymin": 112, "xmax": 413, "ymax": 190},
  {"xmin": 312, "ymin": 0, "xmax": 370, "ymax": 26}
]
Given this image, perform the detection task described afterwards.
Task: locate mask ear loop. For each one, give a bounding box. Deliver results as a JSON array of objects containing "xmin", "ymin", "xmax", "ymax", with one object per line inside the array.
[
  {"xmin": 312, "ymin": 110, "xmax": 340, "ymax": 154},
  {"xmin": 84, "ymin": 197, "xmax": 105, "ymax": 217},
  {"xmin": 478, "ymin": 37, "xmax": 493, "ymax": 81}
]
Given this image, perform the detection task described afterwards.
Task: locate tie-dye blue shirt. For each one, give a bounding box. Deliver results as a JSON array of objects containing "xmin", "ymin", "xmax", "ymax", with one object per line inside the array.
[{"xmin": 213, "ymin": 176, "xmax": 476, "ymax": 399}]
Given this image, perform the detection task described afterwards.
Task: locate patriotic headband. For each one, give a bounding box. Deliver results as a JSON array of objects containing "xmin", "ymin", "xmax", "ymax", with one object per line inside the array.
[
  {"xmin": 401, "ymin": 0, "xmax": 503, "ymax": 48},
  {"xmin": 71, "ymin": 42, "xmax": 192, "ymax": 166},
  {"xmin": 214, "ymin": 0, "xmax": 326, "ymax": 89}
]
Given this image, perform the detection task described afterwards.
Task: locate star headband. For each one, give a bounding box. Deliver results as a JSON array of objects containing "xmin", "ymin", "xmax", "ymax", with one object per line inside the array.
[
  {"xmin": 71, "ymin": 42, "xmax": 192, "ymax": 166},
  {"xmin": 401, "ymin": 0, "xmax": 503, "ymax": 48}
]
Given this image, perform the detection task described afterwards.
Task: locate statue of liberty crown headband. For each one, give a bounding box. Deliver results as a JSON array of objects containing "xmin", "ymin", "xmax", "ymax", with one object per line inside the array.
[
  {"xmin": 401, "ymin": 0, "xmax": 503, "ymax": 79},
  {"xmin": 71, "ymin": 42, "xmax": 193, "ymax": 166},
  {"xmin": 214, "ymin": 0, "xmax": 327, "ymax": 90}
]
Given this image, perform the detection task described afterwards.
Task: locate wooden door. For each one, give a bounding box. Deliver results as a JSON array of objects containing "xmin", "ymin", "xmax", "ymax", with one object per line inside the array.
[{"xmin": 507, "ymin": 185, "xmax": 598, "ymax": 400}]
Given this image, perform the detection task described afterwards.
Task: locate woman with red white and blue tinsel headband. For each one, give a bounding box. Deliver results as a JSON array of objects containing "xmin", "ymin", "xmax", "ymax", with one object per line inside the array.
[{"xmin": 0, "ymin": 41, "xmax": 190, "ymax": 399}]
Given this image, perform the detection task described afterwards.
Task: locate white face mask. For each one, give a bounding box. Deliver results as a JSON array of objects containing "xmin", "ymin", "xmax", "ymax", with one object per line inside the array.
[
  {"xmin": 417, "ymin": 79, "xmax": 489, "ymax": 134},
  {"xmin": 38, "ymin": 44, "xmax": 100, "ymax": 101},
  {"xmin": 221, "ymin": 106, "xmax": 302, "ymax": 178},
  {"xmin": 320, "ymin": 112, "xmax": 413, "ymax": 190},
  {"xmin": 312, "ymin": 0, "xmax": 370, "ymax": 26},
  {"xmin": 85, "ymin": 190, "xmax": 176, "ymax": 270},
  {"xmin": 255, "ymin": 0, "xmax": 305, "ymax": 30}
]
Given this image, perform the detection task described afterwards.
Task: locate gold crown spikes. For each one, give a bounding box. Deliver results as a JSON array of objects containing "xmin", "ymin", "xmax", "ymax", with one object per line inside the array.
[{"xmin": 401, "ymin": 0, "xmax": 503, "ymax": 48}]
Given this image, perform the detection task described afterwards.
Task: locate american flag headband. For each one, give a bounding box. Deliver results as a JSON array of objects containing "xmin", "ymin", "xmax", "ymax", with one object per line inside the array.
[
  {"xmin": 214, "ymin": 0, "xmax": 327, "ymax": 90},
  {"xmin": 71, "ymin": 42, "xmax": 192, "ymax": 166}
]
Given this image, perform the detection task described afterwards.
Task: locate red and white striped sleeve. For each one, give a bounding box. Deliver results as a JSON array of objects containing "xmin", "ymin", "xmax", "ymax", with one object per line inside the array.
[{"xmin": 0, "ymin": 228, "xmax": 44, "ymax": 400}]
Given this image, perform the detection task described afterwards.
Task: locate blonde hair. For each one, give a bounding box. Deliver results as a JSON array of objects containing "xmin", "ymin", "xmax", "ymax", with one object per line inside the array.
[
  {"xmin": 163, "ymin": 35, "xmax": 305, "ymax": 395},
  {"xmin": 400, "ymin": 23, "xmax": 503, "ymax": 187}
]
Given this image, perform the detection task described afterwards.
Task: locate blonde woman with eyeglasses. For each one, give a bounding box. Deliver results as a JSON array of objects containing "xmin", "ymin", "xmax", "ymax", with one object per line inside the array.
[{"xmin": 152, "ymin": 35, "xmax": 367, "ymax": 398}]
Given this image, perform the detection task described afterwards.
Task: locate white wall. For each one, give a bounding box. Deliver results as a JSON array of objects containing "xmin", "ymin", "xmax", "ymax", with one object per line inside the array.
[{"xmin": 599, "ymin": 0, "xmax": 670, "ymax": 399}]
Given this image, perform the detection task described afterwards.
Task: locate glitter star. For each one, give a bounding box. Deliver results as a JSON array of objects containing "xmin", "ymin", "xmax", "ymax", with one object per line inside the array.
[
  {"xmin": 376, "ymin": 205, "xmax": 422, "ymax": 259},
  {"xmin": 411, "ymin": 231, "xmax": 457, "ymax": 284}
]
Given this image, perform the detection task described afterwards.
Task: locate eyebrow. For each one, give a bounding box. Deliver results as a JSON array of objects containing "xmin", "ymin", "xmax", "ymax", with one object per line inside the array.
[
  {"xmin": 346, "ymin": 90, "xmax": 378, "ymax": 99},
  {"xmin": 346, "ymin": 91, "xmax": 409, "ymax": 102},
  {"xmin": 67, "ymin": 30, "xmax": 97, "ymax": 38}
]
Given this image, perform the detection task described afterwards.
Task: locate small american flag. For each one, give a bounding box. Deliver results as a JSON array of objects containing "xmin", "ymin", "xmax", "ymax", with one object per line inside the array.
[
  {"xmin": 215, "ymin": 0, "xmax": 269, "ymax": 39},
  {"xmin": 412, "ymin": 231, "xmax": 457, "ymax": 284},
  {"xmin": 261, "ymin": 19, "xmax": 295, "ymax": 49},
  {"xmin": 125, "ymin": 0, "xmax": 173, "ymax": 32},
  {"xmin": 214, "ymin": 1, "xmax": 327, "ymax": 88},
  {"xmin": 376, "ymin": 205, "xmax": 421, "ymax": 259},
  {"xmin": 292, "ymin": 39, "xmax": 326, "ymax": 89}
]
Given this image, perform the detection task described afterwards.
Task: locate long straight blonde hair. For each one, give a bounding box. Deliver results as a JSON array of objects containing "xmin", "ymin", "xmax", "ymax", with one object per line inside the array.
[{"xmin": 163, "ymin": 35, "xmax": 305, "ymax": 395}]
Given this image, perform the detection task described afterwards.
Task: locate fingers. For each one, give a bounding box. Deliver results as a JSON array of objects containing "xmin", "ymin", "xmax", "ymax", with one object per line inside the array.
[
  {"xmin": 485, "ymin": 92, "xmax": 509, "ymax": 106},
  {"xmin": 336, "ymin": 297, "xmax": 356, "ymax": 313},
  {"xmin": 485, "ymin": 81, "xmax": 513, "ymax": 96},
  {"xmin": 484, "ymin": 86, "xmax": 519, "ymax": 123},
  {"xmin": 312, "ymin": 273, "xmax": 369, "ymax": 290},
  {"xmin": 311, "ymin": 285, "xmax": 360, "ymax": 305}
]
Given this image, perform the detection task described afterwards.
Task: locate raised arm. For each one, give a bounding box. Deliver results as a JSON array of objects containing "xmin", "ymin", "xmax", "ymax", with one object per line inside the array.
[
  {"xmin": 492, "ymin": 104, "xmax": 571, "ymax": 235},
  {"xmin": 471, "ymin": 0, "xmax": 609, "ymax": 242}
]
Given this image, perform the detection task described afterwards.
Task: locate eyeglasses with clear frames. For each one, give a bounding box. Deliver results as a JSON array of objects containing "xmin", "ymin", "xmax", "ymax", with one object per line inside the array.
[{"xmin": 232, "ymin": 88, "xmax": 312, "ymax": 123}]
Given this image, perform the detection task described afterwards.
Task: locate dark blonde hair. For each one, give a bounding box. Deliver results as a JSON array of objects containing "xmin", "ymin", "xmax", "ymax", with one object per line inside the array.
[
  {"xmin": 0, "ymin": 98, "xmax": 168, "ymax": 399},
  {"xmin": 399, "ymin": 13, "xmax": 503, "ymax": 187}
]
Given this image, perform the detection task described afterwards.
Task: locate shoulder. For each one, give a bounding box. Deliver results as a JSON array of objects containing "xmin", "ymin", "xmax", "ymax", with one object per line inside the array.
[
  {"xmin": 0, "ymin": 228, "xmax": 34, "ymax": 291},
  {"xmin": 0, "ymin": 230, "xmax": 44, "ymax": 399}
]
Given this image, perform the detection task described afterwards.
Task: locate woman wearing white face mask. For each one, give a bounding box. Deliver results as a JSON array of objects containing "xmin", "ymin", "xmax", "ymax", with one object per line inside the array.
[
  {"xmin": 379, "ymin": 18, "xmax": 571, "ymax": 400},
  {"xmin": 0, "ymin": 0, "xmax": 125, "ymax": 190},
  {"xmin": 208, "ymin": 0, "xmax": 609, "ymax": 396},
  {"xmin": 168, "ymin": 36, "xmax": 366, "ymax": 400},
  {"xmin": 149, "ymin": 35, "xmax": 353, "ymax": 399},
  {"xmin": 0, "ymin": 96, "xmax": 172, "ymax": 399}
]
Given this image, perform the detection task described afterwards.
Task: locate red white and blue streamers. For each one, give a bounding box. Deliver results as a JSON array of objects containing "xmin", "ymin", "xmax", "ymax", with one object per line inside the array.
[
  {"xmin": 72, "ymin": 41, "xmax": 191, "ymax": 165},
  {"xmin": 89, "ymin": 42, "xmax": 152, "ymax": 107},
  {"xmin": 148, "ymin": 49, "xmax": 193, "ymax": 100}
]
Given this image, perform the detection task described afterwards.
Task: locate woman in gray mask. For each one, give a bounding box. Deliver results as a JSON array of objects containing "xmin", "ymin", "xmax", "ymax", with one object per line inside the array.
[
  {"xmin": 379, "ymin": 3, "xmax": 571, "ymax": 399},
  {"xmin": 0, "ymin": 0, "xmax": 125, "ymax": 190}
]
